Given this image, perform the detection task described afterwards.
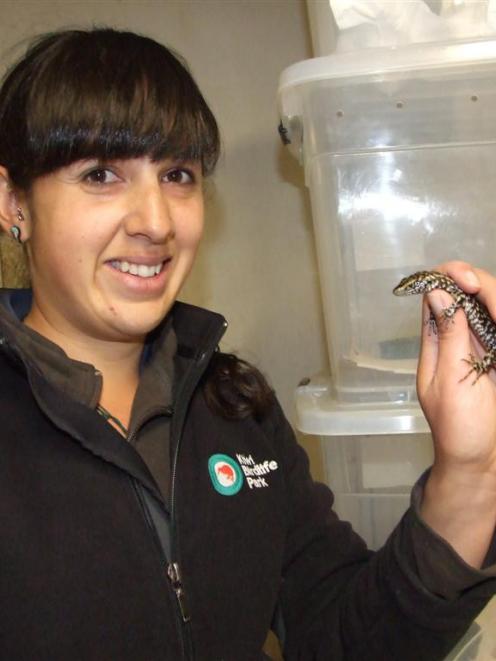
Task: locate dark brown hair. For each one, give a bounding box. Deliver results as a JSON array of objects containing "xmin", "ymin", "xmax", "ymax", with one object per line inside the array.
[
  {"xmin": 0, "ymin": 28, "xmax": 220, "ymax": 190},
  {"xmin": 203, "ymin": 352, "xmax": 274, "ymax": 422}
]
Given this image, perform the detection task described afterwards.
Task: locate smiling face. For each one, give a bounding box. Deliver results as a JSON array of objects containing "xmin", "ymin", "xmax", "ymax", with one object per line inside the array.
[{"xmin": 20, "ymin": 156, "xmax": 204, "ymax": 344}]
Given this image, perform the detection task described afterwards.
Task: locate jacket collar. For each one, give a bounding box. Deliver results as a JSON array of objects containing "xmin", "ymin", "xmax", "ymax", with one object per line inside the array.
[
  {"xmin": 0, "ymin": 289, "xmax": 102, "ymax": 406},
  {"xmin": 0, "ymin": 288, "xmax": 228, "ymax": 497},
  {"xmin": 0, "ymin": 288, "xmax": 227, "ymax": 372}
]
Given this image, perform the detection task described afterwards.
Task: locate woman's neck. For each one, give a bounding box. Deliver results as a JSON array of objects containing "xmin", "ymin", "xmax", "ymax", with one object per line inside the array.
[
  {"xmin": 24, "ymin": 312, "xmax": 143, "ymax": 376},
  {"xmin": 23, "ymin": 309, "xmax": 144, "ymax": 433}
]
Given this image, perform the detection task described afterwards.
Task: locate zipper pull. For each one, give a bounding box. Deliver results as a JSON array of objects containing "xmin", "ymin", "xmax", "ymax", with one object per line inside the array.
[{"xmin": 167, "ymin": 562, "xmax": 191, "ymax": 623}]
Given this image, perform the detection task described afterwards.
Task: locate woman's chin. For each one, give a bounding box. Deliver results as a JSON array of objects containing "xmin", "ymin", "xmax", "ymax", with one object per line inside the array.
[{"xmin": 101, "ymin": 303, "xmax": 173, "ymax": 341}]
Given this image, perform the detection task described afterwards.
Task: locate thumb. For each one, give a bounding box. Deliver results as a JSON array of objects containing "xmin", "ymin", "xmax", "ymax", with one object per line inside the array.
[{"xmin": 417, "ymin": 297, "xmax": 438, "ymax": 393}]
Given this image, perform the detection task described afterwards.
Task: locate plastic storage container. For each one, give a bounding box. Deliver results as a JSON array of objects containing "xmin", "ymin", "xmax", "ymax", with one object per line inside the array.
[
  {"xmin": 322, "ymin": 431, "xmax": 433, "ymax": 549},
  {"xmin": 279, "ymin": 38, "xmax": 496, "ymax": 406},
  {"xmin": 296, "ymin": 376, "xmax": 432, "ymax": 550},
  {"xmin": 322, "ymin": 434, "xmax": 432, "ymax": 549}
]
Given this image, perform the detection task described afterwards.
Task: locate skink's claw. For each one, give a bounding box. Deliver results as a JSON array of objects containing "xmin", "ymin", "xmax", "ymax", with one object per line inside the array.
[
  {"xmin": 424, "ymin": 312, "xmax": 438, "ymax": 335},
  {"xmin": 460, "ymin": 352, "xmax": 495, "ymax": 385}
]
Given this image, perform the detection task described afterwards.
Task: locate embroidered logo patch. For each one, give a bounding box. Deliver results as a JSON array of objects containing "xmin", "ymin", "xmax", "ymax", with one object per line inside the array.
[{"xmin": 208, "ymin": 454, "xmax": 244, "ymax": 496}]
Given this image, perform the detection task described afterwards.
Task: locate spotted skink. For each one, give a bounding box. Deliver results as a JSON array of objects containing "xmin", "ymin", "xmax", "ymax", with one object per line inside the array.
[{"xmin": 393, "ymin": 270, "xmax": 496, "ymax": 381}]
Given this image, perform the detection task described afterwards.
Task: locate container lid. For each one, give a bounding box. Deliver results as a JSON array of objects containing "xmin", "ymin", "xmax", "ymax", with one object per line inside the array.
[
  {"xmin": 279, "ymin": 37, "xmax": 496, "ymax": 93},
  {"xmin": 295, "ymin": 376, "xmax": 429, "ymax": 436}
]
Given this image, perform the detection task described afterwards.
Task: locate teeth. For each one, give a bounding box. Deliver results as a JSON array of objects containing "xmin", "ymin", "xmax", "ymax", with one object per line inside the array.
[{"xmin": 111, "ymin": 260, "xmax": 164, "ymax": 278}]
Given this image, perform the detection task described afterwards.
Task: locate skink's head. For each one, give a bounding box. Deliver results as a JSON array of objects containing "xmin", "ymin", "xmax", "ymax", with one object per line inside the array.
[{"xmin": 393, "ymin": 271, "xmax": 443, "ymax": 296}]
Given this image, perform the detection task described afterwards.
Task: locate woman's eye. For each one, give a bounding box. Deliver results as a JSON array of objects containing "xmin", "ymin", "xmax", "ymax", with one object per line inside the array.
[
  {"xmin": 164, "ymin": 168, "xmax": 195, "ymax": 185},
  {"xmin": 82, "ymin": 168, "xmax": 119, "ymax": 185}
]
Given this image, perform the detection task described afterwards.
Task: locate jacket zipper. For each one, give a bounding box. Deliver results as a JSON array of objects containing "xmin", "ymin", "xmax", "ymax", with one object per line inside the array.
[
  {"xmin": 127, "ymin": 412, "xmax": 192, "ymax": 649},
  {"xmin": 132, "ymin": 319, "xmax": 228, "ymax": 660},
  {"xmin": 126, "ymin": 408, "xmax": 191, "ymax": 626},
  {"xmin": 167, "ymin": 561, "xmax": 190, "ymax": 622},
  {"xmin": 166, "ymin": 320, "xmax": 229, "ymax": 657},
  {"xmin": 130, "ymin": 478, "xmax": 189, "ymax": 660}
]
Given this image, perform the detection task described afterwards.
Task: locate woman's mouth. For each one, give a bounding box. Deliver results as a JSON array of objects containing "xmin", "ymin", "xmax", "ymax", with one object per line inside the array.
[{"xmin": 109, "ymin": 259, "xmax": 166, "ymax": 279}]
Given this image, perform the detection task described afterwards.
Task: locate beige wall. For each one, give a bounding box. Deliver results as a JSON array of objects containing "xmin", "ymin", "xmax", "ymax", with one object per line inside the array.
[{"xmin": 0, "ymin": 0, "xmax": 329, "ymax": 476}]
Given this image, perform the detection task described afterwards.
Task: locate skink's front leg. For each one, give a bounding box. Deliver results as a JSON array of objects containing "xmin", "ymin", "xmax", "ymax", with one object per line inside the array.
[
  {"xmin": 439, "ymin": 293, "xmax": 467, "ymax": 324},
  {"xmin": 425, "ymin": 295, "xmax": 464, "ymax": 334}
]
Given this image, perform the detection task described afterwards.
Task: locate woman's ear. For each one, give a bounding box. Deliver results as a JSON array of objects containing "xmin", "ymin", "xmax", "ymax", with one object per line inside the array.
[{"xmin": 0, "ymin": 166, "xmax": 30, "ymax": 244}]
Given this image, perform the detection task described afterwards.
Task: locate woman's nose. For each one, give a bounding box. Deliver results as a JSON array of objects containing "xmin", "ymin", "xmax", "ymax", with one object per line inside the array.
[{"xmin": 124, "ymin": 182, "xmax": 175, "ymax": 243}]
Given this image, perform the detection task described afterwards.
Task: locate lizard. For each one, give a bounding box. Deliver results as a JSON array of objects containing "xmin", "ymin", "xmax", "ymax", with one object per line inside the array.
[{"xmin": 393, "ymin": 270, "xmax": 496, "ymax": 382}]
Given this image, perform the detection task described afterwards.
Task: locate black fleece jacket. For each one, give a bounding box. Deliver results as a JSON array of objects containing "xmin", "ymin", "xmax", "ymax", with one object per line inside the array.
[{"xmin": 0, "ymin": 289, "xmax": 495, "ymax": 660}]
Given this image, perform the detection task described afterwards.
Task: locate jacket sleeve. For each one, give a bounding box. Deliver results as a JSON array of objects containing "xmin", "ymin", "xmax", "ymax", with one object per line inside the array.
[
  {"xmin": 262, "ymin": 398, "xmax": 496, "ymax": 661},
  {"xmin": 410, "ymin": 471, "xmax": 496, "ymax": 600}
]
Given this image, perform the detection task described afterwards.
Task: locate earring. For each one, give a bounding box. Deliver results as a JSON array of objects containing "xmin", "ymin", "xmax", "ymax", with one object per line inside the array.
[
  {"xmin": 17, "ymin": 207, "xmax": 24, "ymax": 222},
  {"xmin": 10, "ymin": 225, "xmax": 21, "ymax": 243}
]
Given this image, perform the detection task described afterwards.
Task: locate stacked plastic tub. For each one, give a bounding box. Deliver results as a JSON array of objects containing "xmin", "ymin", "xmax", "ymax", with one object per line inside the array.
[{"xmin": 278, "ymin": 38, "xmax": 496, "ymax": 551}]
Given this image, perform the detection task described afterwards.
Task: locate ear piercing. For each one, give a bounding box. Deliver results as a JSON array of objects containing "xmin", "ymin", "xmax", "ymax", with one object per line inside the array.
[
  {"xmin": 9, "ymin": 207, "xmax": 24, "ymax": 243},
  {"xmin": 10, "ymin": 225, "xmax": 21, "ymax": 243}
]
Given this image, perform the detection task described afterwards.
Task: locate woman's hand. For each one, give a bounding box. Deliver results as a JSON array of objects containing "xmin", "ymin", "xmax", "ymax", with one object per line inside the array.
[{"xmin": 417, "ymin": 261, "xmax": 496, "ymax": 567}]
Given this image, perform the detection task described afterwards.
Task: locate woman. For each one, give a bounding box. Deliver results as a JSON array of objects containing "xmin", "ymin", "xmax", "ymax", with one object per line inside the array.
[{"xmin": 0, "ymin": 27, "xmax": 494, "ymax": 661}]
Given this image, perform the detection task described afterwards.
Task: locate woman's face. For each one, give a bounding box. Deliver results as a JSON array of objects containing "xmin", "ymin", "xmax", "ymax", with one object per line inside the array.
[{"xmin": 23, "ymin": 156, "xmax": 204, "ymax": 343}]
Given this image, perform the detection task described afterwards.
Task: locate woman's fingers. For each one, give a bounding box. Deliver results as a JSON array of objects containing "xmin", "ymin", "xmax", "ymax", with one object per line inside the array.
[
  {"xmin": 463, "ymin": 267, "xmax": 496, "ymax": 321},
  {"xmin": 435, "ymin": 261, "xmax": 496, "ymax": 322},
  {"xmin": 434, "ymin": 260, "xmax": 481, "ymax": 293},
  {"xmin": 418, "ymin": 289, "xmax": 472, "ymax": 394},
  {"xmin": 417, "ymin": 298, "xmax": 438, "ymax": 393}
]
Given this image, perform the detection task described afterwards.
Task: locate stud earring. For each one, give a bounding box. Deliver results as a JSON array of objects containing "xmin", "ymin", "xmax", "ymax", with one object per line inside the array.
[
  {"xmin": 10, "ymin": 225, "xmax": 21, "ymax": 243},
  {"xmin": 17, "ymin": 207, "xmax": 24, "ymax": 222}
]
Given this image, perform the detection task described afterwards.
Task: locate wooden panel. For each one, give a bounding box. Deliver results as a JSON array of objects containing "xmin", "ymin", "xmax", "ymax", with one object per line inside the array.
[{"xmin": 0, "ymin": 233, "xmax": 30, "ymax": 288}]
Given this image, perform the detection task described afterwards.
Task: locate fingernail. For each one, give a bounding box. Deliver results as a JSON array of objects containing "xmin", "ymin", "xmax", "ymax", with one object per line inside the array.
[{"xmin": 465, "ymin": 270, "xmax": 479, "ymax": 287}]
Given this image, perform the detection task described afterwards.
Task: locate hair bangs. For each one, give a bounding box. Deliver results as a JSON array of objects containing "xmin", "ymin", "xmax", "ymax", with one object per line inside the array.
[{"xmin": 0, "ymin": 29, "xmax": 220, "ymax": 189}]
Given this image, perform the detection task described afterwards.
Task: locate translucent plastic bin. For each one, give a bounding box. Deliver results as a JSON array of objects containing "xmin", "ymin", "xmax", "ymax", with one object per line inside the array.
[
  {"xmin": 322, "ymin": 431, "xmax": 432, "ymax": 549},
  {"xmin": 296, "ymin": 375, "xmax": 433, "ymax": 550},
  {"xmin": 279, "ymin": 39, "xmax": 496, "ymax": 405},
  {"xmin": 314, "ymin": 433, "xmax": 495, "ymax": 658}
]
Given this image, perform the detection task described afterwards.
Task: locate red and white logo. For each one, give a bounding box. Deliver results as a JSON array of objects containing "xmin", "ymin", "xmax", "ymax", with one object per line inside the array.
[{"xmin": 214, "ymin": 461, "xmax": 237, "ymax": 487}]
